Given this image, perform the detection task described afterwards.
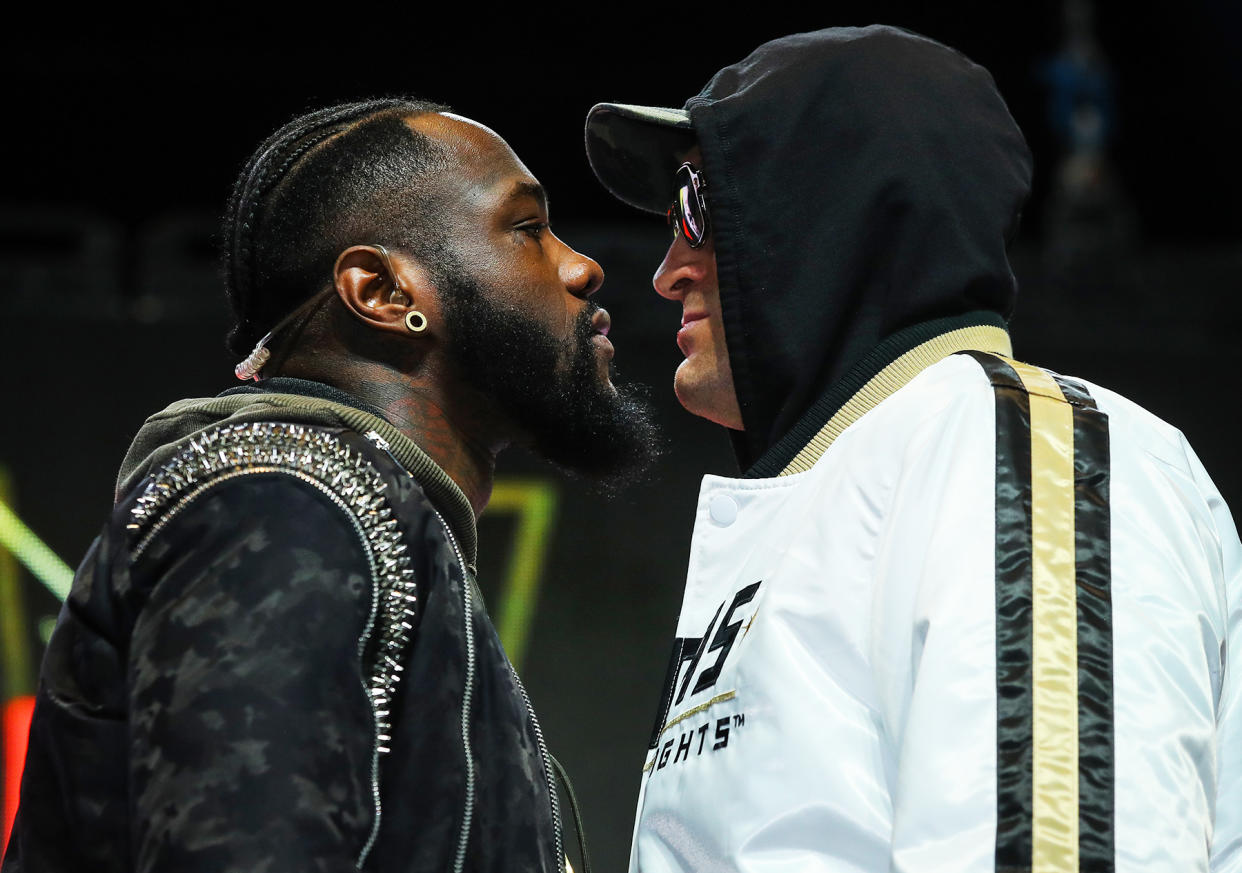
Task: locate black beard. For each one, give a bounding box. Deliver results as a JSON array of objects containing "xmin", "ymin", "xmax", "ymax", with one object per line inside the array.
[{"xmin": 436, "ymin": 266, "xmax": 661, "ymax": 490}]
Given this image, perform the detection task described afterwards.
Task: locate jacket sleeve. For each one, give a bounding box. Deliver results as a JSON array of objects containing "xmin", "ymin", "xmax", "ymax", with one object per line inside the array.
[
  {"xmin": 875, "ymin": 384, "xmax": 1005, "ymax": 873},
  {"xmin": 1198, "ymin": 435, "xmax": 1242, "ymax": 872},
  {"xmin": 126, "ymin": 472, "xmax": 380, "ymax": 873},
  {"xmin": 880, "ymin": 377, "xmax": 1239, "ymax": 873}
]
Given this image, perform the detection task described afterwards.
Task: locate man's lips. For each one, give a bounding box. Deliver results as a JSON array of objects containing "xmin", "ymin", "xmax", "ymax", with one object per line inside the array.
[
  {"xmin": 676, "ymin": 311, "xmax": 708, "ymax": 355},
  {"xmin": 591, "ymin": 308, "xmax": 611, "ymax": 336},
  {"xmin": 591, "ymin": 307, "xmax": 614, "ymax": 360}
]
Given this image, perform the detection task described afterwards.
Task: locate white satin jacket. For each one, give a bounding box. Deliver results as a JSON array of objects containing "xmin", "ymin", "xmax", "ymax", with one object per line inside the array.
[{"xmin": 630, "ymin": 337, "xmax": 1241, "ymax": 873}]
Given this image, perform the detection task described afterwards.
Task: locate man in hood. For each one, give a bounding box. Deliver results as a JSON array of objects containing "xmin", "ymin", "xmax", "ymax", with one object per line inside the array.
[
  {"xmin": 5, "ymin": 98, "xmax": 657, "ymax": 872},
  {"xmin": 586, "ymin": 26, "xmax": 1240, "ymax": 872}
]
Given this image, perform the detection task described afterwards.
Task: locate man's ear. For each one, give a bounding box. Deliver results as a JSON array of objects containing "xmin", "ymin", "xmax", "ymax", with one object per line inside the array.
[{"xmin": 333, "ymin": 245, "xmax": 437, "ymax": 337}]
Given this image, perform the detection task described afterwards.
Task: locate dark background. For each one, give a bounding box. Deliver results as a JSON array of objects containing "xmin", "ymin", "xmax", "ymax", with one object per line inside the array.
[{"xmin": 2, "ymin": 4, "xmax": 1240, "ymax": 869}]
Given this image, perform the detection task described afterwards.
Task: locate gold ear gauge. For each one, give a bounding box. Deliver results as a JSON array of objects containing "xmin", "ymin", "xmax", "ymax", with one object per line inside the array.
[{"xmin": 405, "ymin": 310, "xmax": 429, "ymax": 333}]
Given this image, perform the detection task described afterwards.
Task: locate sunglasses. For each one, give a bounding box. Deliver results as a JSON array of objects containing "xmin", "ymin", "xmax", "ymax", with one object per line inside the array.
[{"xmin": 666, "ymin": 162, "xmax": 710, "ymax": 248}]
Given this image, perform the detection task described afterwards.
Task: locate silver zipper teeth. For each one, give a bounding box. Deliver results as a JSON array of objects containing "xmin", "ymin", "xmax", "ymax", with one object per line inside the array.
[
  {"xmin": 126, "ymin": 422, "xmax": 418, "ymax": 871},
  {"xmin": 510, "ymin": 663, "xmax": 564, "ymax": 870},
  {"xmin": 430, "ymin": 508, "xmax": 476, "ymax": 873},
  {"xmin": 430, "ymin": 506, "xmax": 564, "ymax": 872}
]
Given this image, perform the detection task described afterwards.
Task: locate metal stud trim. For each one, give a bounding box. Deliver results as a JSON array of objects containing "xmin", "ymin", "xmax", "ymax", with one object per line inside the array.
[{"xmin": 126, "ymin": 421, "xmax": 418, "ymax": 758}]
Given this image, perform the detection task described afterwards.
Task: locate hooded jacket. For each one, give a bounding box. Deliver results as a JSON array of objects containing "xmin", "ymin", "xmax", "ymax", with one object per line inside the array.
[
  {"xmin": 588, "ymin": 26, "xmax": 1031, "ymax": 473},
  {"xmin": 692, "ymin": 27, "xmax": 1030, "ymax": 472},
  {"xmin": 587, "ymin": 26, "xmax": 1241, "ymax": 873},
  {"xmin": 3, "ymin": 379, "xmax": 565, "ymax": 873}
]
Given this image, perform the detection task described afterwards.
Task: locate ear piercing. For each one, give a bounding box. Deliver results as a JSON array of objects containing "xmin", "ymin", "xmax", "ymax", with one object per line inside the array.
[
  {"xmin": 405, "ymin": 310, "xmax": 428, "ymax": 333},
  {"xmin": 233, "ymin": 244, "xmax": 429, "ymax": 381},
  {"xmin": 376, "ymin": 244, "xmax": 429, "ymax": 335}
]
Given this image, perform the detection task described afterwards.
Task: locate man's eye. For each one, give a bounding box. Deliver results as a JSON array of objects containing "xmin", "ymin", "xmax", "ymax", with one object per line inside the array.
[{"xmin": 520, "ymin": 222, "xmax": 547, "ymax": 239}]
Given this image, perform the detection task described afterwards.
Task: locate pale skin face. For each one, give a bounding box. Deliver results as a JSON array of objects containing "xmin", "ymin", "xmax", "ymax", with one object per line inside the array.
[{"xmin": 652, "ymin": 146, "xmax": 744, "ymax": 430}]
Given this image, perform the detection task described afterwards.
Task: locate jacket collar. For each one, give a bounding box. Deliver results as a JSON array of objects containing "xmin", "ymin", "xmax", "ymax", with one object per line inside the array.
[
  {"xmin": 744, "ymin": 311, "xmax": 1011, "ymax": 478},
  {"xmin": 118, "ymin": 381, "xmax": 479, "ymax": 566}
]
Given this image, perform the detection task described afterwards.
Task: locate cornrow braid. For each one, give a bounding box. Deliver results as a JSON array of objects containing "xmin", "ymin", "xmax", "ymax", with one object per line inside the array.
[
  {"xmin": 229, "ymin": 124, "xmax": 347, "ymax": 323},
  {"xmin": 226, "ymin": 102, "xmax": 387, "ymax": 327},
  {"xmin": 222, "ymin": 97, "xmax": 451, "ymax": 357}
]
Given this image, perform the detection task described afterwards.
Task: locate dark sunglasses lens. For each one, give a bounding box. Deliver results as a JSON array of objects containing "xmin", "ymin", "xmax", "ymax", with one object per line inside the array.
[
  {"xmin": 677, "ymin": 186, "xmax": 701, "ymax": 244},
  {"xmin": 675, "ymin": 172, "xmax": 706, "ymax": 245}
]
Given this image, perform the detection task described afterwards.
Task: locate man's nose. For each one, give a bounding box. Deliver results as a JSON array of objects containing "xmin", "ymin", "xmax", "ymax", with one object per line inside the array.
[
  {"xmin": 560, "ymin": 245, "xmax": 605, "ymax": 299},
  {"xmin": 653, "ymin": 235, "xmax": 707, "ymax": 301}
]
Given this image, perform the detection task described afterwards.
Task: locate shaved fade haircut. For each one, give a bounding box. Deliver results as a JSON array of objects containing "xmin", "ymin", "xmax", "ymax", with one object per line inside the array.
[{"xmin": 222, "ymin": 97, "xmax": 452, "ymax": 356}]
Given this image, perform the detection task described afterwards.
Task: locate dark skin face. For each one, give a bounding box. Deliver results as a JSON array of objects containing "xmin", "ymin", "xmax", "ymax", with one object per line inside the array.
[{"xmin": 274, "ymin": 113, "xmax": 608, "ymax": 517}]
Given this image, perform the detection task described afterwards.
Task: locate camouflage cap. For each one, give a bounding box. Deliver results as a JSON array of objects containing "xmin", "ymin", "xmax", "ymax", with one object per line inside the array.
[{"xmin": 584, "ymin": 103, "xmax": 696, "ymax": 215}]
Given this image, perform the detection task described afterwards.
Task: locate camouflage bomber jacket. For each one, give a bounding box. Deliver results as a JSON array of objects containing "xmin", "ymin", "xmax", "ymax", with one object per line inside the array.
[{"xmin": 4, "ymin": 385, "xmax": 564, "ymax": 873}]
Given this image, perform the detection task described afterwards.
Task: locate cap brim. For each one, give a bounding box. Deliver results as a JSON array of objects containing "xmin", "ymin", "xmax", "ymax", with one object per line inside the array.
[{"xmin": 585, "ymin": 103, "xmax": 696, "ymax": 214}]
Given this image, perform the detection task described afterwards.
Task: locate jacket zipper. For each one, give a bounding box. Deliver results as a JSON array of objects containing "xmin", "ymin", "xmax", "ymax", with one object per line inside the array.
[
  {"xmin": 129, "ymin": 467, "xmax": 387, "ymax": 872},
  {"xmin": 430, "ymin": 508, "xmax": 563, "ymax": 873},
  {"xmin": 510, "ymin": 662, "xmax": 564, "ymax": 871},
  {"xmin": 430, "ymin": 508, "xmax": 478, "ymax": 873}
]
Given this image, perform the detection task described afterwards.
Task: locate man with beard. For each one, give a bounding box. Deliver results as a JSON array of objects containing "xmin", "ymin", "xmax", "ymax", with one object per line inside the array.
[
  {"xmin": 585, "ymin": 26, "xmax": 1240, "ymax": 873},
  {"xmin": 4, "ymin": 99, "xmax": 657, "ymax": 873}
]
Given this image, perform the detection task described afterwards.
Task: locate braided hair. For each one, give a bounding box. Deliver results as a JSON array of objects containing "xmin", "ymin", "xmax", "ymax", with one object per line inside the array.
[{"xmin": 222, "ymin": 97, "xmax": 451, "ymax": 356}]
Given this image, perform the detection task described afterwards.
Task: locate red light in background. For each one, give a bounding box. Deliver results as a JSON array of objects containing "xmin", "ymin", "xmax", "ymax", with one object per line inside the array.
[{"xmin": 2, "ymin": 696, "xmax": 35, "ymax": 854}]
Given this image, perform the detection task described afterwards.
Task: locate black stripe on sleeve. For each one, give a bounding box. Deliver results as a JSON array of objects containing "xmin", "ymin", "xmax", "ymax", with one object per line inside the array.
[
  {"xmin": 1050, "ymin": 373, "xmax": 1115, "ymax": 872},
  {"xmin": 963, "ymin": 350, "xmax": 1035, "ymax": 870}
]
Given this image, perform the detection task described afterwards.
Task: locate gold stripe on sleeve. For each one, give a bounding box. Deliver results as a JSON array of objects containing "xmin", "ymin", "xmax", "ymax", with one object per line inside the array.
[{"xmin": 1007, "ymin": 359, "xmax": 1079, "ymax": 873}]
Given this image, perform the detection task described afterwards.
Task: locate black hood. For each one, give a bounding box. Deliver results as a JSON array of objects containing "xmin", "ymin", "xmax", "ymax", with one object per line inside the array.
[{"xmin": 588, "ymin": 26, "xmax": 1032, "ymax": 472}]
